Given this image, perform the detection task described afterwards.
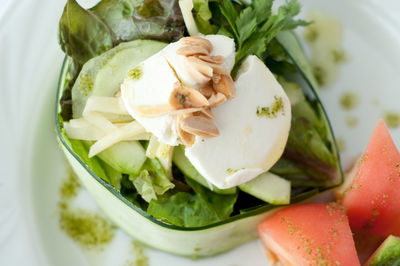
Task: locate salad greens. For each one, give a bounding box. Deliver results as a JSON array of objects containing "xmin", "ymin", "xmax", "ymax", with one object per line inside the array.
[
  {"xmin": 147, "ymin": 178, "xmax": 237, "ymax": 227},
  {"xmin": 57, "ymin": 0, "xmax": 343, "ymax": 228}
]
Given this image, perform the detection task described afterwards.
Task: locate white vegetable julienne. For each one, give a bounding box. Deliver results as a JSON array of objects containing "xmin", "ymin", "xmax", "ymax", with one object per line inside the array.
[
  {"xmin": 83, "ymin": 96, "xmax": 129, "ymax": 116},
  {"xmin": 146, "ymin": 135, "xmax": 161, "ymax": 159},
  {"xmin": 185, "ymin": 56, "xmax": 292, "ymax": 189},
  {"xmin": 89, "ymin": 121, "xmax": 146, "ymax": 158},
  {"xmin": 178, "ymin": 0, "xmax": 200, "ymax": 36}
]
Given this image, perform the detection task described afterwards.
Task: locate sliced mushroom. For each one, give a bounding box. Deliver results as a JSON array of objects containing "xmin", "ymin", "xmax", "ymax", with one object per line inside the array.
[
  {"xmin": 177, "ymin": 45, "xmax": 209, "ymax": 57},
  {"xmin": 198, "ymin": 55, "xmax": 224, "ymax": 65},
  {"xmin": 208, "ymin": 92, "xmax": 227, "ymax": 107},
  {"xmin": 180, "ymin": 115, "xmax": 220, "ymax": 137},
  {"xmin": 180, "ymin": 37, "xmax": 212, "ymax": 53},
  {"xmin": 184, "ymin": 57, "xmax": 213, "ymax": 84},
  {"xmin": 198, "ymin": 82, "xmax": 214, "ymax": 98},
  {"xmin": 169, "ymin": 83, "xmax": 209, "ymax": 109},
  {"xmin": 185, "ymin": 56, "xmax": 213, "ymax": 78},
  {"xmin": 176, "ymin": 116, "xmax": 195, "ymax": 146},
  {"xmin": 199, "ymin": 108, "xmax": 216, "ymax": 120},
  {"xmin": 212, "ymin": 74, "xmax": 236, "ymax": 99}
]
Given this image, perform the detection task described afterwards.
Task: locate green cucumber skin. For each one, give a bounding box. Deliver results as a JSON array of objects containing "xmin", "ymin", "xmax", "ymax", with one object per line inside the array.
[
  {"xmin": 97, "ymin": 141, "xmax": 147, "ymax": 175},
  {"xmin": 59, "ymin": 138, "xmax": 279, "ymax": 257},
  {"xmin": 239, "ymin": 172, "xmax": 291, "ymax": 205},
  {"xmin": 172, "ymin": 146, "xmax": 237, "ymax": 195}
]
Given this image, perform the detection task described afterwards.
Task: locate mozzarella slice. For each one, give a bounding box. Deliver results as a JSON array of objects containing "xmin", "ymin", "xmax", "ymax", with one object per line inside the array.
[
  {"xmin": 185, "ymin": 56, "xmax": 291, "ymax": 189},
  {"xmin": 121, "ymin": 35, "xmax": 236, "ymax": 145}
]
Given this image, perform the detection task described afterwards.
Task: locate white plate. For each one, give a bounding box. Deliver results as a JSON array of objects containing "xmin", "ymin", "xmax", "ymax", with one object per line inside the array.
[{"xmin": 1, "ymin": 0, "xmax": 400, "ymax": 265}]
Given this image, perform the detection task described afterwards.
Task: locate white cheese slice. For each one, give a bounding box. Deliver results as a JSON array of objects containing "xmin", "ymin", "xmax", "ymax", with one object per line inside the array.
[
  {"xmin": 121, "ymin": 35, "xmax": 236, "ymax": 145},
  {"xmin": 185, "ymin": 55, "xmax": 291, "ymax": 189}
]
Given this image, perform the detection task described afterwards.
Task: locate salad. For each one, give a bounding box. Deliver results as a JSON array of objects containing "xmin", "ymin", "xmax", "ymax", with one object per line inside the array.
[{"xmin": 56, "ymin": 0, "xmax": 342, "ymax": 257}]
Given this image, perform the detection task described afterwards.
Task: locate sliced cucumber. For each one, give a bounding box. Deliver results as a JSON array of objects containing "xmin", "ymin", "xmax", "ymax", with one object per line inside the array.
[
  {"xmin": 97, "ymin": 141, "xmax": 147, "ymax": 175},
  {"xmin": 172, "ymin": 145, "xmax": 236, "ymax": 195},
  {"xmin": 72, "ymin": 40, "xmax": 167, "ymax": 118},
  {"xmin": 239, "ymin": 172, "xmax": 291, "ymax": 205}
]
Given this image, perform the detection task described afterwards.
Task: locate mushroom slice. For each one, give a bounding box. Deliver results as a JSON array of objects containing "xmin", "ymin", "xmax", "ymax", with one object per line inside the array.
[
  {"xmin": 199, "ymin": 108, "xmax": 216, "ymax": 120},
  {"xmin": 185, "ymin": 56, "xmax": 213, "ymax": 78},
  {"xmin": 169, "ymin": 83, "xmax": 209, "ymax": 109},
  {"xmin": 198, "ymin": 82, "xmax": 214, "ymax": 98},
  {"xmin": 212, "ymin": 74, "xmax": 236, "ymax": 99},
  {"xmin": 180, "ymin": 115, "xmax": 220, "ymax": 137},
  {"xmin": 198, "ymin": 55, "xmax": 224, "ymax": 65},
  {"xmin": 180, "ymin": 37, "xmax": 212, "ymax": 53},
  {"xmin": 177, "ymin": 45, "xmax": 209, "ymax": 56},
  {"xmin": 208, "ymin": 92, "xmax": 227, "ymax": 107},
  {"xmin": 176, "ymin": 116, "xmax": 195, "ymax": 146}
]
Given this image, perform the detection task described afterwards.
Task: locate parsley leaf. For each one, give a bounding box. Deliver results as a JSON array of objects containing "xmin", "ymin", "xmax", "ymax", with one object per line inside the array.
[{"xmin": 217, "ymin": 0, "xmax": 309, "ymax": 75}]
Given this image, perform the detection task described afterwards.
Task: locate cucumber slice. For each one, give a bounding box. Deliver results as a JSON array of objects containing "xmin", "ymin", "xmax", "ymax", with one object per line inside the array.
[
  {"xmin": 172, "ymin": 145, "xmax": 236, "ymax": 195},
  {"xmin": 72, "ymin": 40, "xmax": 167, "ymax": 118},
  {"xmin": 239, "ymin": 172, "xmax": 291, "ymax": 205},
  {"xmin": 97, "ymin": 141, "xmax": 147, "ymax": 176}
]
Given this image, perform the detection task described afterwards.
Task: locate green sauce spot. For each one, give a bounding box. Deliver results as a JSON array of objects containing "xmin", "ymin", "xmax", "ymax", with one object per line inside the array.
[
  {"xmin": 79, "ymin": 73, "xmax": 94, "ymax": 96},
  {"xmin": 60, "ymin": 209, "xmax": 115, "ymax": 248},
  {"xmin": 384, "ymin": 111, "xmax": 400, "ymax": 129},
  {"xmin": 336, "ymin": 138, "xmax": 346, "ymax": 153},
  {"xmin": 313, "ymin": 65, "xmax": 327, "ymax": 87},
  {"xmin": 340, "ymin": 92, "xmax": 358, "ymax": 110},
  {"xmin": 226, "ymin": 168, "xmax": 245, "ymax": 174},
  {"xmin": 128, "ymin": 66, "xmax": 143, "ymax": 80},
  {"xmin": 60, "ymin": 170, "xmax": 81, "ymax": 199},
  {"xmin": 256, "ymin": 96, "xmax": 285, "ymax": 118},
  {"xmin": 59, "ymin": 168, "xmax": 115, "ymax": 248},
  {"xmin": 346, "ymin": 116, "xmax": 358, "ymax": 128},
  {"xmin": 331, "ymin": 49, "xmax": 348, "ymax": 64},
  {"xmin": 304, "ymin": 27, "xmax": 319, "ymax": 43},
  {"xmin": 124, "ymin": 242, "xmax": 149, "ymax": 266}
]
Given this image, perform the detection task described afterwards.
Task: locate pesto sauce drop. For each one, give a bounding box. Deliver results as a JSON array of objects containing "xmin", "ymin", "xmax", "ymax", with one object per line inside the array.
[
  {"xmin": 59, "ymin": 169, "xmax": 115, "ymax": 248},
  {"xmin": 384, "ymin": 111, "xmax": 400, "ymax": 129},
  {"xmin": 256, "ymin": 96, "xmax": 285, "ymax": 118},
  {"xmin": 345, "ymin": 116, "xmax": 358, "ymax": 128},
  {"xmin": 128, "ymin": 66, "xmax": 143, "ymax": 80},
  {"xmin": 124, "ymin": 242, "xmax": 149, "ymax": 266},
  {"xmin": 59, "ymin": 209, "xmax": 115, "ymax": 248},
  {"xmin": 340, "ymin": 92, "xmax": 359, "ymax": 110}
]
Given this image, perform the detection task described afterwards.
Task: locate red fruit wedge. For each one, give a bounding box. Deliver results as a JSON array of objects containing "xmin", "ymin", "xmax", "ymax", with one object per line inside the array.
[
  {"xmin": 258, "ymin": 203, "xmax": 360, "ymax": 266},
  {"xmin": 338, "ymin": 120, "xmax": 400, "ymax": 237}
]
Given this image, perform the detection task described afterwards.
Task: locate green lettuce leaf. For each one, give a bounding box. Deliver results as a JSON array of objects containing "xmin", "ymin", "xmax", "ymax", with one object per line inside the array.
[
  {"xmin": 129, "ymin": 158, "xmax": 175, "ymax": 202},
  {"xmin": 61, "ymin": 129, "xmax": 110, "ymax": 183},
  {"xmin": 193, "ymin": 0, "xmax": 218, "ymax": 34},
  {"xmin": 58, "ymin": 0, "xmax": 185, "ymax": 65},
  {"xmin": 147, "ymin": 178, "xmax": 238, "ymax": 227}
]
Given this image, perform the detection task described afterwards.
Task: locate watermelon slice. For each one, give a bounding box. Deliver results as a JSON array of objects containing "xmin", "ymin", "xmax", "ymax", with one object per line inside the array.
[
  {"xmin": 338, "ymin": 120, "xmax": 400, "ymax": 237},
  {"xmin": 365, "ymin": 235, "xmax": 400, "ymax": 266},
  {"xmin": 257, "ymin": 203, "xmax": 360, "ymax": 266}
]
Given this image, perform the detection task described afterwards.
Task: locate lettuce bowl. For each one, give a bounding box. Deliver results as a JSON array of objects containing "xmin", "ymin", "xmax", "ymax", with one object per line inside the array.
[{"xmin": 55, "ymin": 31, "xmax": 343, "ymax": 257}]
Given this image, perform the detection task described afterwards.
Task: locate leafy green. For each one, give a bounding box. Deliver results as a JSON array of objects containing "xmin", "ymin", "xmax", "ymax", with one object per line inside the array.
[
  {"xmin": 61, "ymin": 129, "xmax": 109, "ymax": 183},
  {"xmin": 129, "ymin": 158, "xmax": 175, "ymax": 202},
  {"xmin": 193, "ymin": 0, "xmax": 218, "ymax": 34},
  {"xmin": 217, "ymin": 0, "xmax": 309, "ymax": 74},
  {"xmin": 59, "ymin": 0, "xmax": 114, "ymax": 65},
  {"xmin": 58, "ymin": 0, "xmax": 184, "ymax": 66},
  {"xmin": 147, "ymin": 178, "xmax": 238, "ymax": 227}
]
